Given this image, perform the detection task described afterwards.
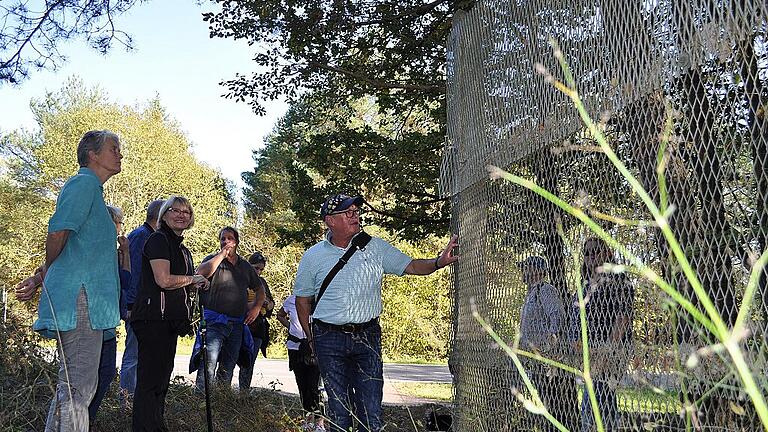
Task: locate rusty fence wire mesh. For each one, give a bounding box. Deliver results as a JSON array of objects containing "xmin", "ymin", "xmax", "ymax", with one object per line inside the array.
[{"xmin": 442, "ymin": 1, "xmax": 768, "ymax": 431}]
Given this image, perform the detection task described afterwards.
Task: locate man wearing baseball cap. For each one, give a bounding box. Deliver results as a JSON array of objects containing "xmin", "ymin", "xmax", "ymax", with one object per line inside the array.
[
  {"xmin": 518, "ymin": 255, "xmax": 575, "ymax": 432},
  {"xmin": 293, "ymin": 193, "xmax": 459, "ymax": 432}
]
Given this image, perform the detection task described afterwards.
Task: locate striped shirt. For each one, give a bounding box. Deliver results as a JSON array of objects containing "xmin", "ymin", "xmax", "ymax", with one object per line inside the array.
[{"xmin": 519, "ymin": 282, "xmax": 564, "ymax": 351}]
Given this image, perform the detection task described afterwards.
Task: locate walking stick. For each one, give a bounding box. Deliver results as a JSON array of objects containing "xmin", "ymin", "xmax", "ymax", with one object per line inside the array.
[{"xmin": 198, "ymin": 300, "xmax": 214, "ymax": 432}]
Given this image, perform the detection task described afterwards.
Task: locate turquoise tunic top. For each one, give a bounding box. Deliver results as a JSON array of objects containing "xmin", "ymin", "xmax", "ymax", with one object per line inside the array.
[{"xmin": 34, "ymin": 167, "xmax": 120, "ymax": 337}]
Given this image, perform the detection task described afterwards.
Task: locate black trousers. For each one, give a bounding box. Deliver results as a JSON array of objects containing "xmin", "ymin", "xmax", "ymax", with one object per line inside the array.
[
  {"xmin": 288, "ymin": 349, "xmax": 322, "ymax": 413},
  {"xmin": 131, "ymin": 320, "xmax": 180, "ymax": 432},
  {"xmin": 530, "ymin": 370, "xmax": 579, "ymax": 432}
]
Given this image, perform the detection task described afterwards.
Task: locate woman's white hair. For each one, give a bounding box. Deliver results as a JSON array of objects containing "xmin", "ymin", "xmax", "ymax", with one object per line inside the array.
[{"xmin": 106, "ymin": 204, "xmax": 124, "ymax": 225}]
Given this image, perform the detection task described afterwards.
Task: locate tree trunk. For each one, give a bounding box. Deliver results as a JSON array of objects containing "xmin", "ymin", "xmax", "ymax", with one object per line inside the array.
[
  {"xmin": 681, "ymin": 68, "xmax": 738, "ymax": 329},
  {"xmin": 740, "ymin": 35, "xmax": 768, "ymax": 334}
]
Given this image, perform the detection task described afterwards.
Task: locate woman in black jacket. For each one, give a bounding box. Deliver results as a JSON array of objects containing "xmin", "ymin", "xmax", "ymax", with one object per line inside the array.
[
  {"xmin": 571, "ymin": 237, "xmax": 634, "ymax": 432},
  {"xmin": 131, "ymin": 196, "xmax": 208, "ymax": 431}
]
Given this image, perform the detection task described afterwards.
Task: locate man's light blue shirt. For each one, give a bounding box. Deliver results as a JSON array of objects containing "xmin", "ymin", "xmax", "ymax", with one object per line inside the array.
[
  {"xmin": 294, "ymin": 231, "xmax": 412, "ymax": 325},
  {"xmin": 34, "ymin": 167, "xmax": 120, "ymax": 337}
]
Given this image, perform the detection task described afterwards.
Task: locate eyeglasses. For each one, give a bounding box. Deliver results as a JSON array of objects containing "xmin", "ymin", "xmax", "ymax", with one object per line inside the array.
[
  {"xmin": 167, "ymin": 207, "xmax": 191, "ymax": 216},
  {"xmin": 329, "ymin": 208, "xmax": 361, "ymax": 218}
]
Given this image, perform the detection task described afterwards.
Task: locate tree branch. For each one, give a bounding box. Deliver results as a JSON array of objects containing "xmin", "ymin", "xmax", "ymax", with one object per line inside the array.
[
  {"xmin": 0, "ymin": 0, "xmax": 67, "ymax": 78},
  {"xmin": 308, "ymin": 61, "xmax": 444, "ymax": 94}
]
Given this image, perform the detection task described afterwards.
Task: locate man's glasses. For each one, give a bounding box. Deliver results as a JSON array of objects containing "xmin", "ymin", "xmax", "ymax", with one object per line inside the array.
[
  {"xmin": 329, "ymin": 208, "xmax": 361, "ymax": 218},
  {"xmin": 167, "ymin": 207, "xmax": 192, "ymax": 216}
]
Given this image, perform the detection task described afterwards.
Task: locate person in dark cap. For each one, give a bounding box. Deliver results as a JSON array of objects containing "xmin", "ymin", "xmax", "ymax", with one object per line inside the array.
[
  {"xmin": 519, "ymin": 256, "xmax": 563, "ymax": 354},
  {"xmin": 517, "ymin": 255, "xmax": 572, "ymax": 432},
  {"xmin": 294, "ymin": 193, "xmax": 459, "ymax": 432}
]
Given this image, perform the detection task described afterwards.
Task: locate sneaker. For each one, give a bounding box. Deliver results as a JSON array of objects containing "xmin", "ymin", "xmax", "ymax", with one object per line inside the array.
[
  {"xmin": 314, "ymin": 418, "xmax": 326, "ymax": 432},
  {"xmin": 118, "ymin": 388, "xmax": 133, "ymax": 412}
]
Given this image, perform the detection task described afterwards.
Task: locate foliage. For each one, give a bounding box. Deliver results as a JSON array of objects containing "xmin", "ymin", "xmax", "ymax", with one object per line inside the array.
[
  {"xmin": 0, "ymin": 77, "xmax": 235, "ymax": 279},
  {"xmin": 0, "ymin": 174, "xmax": 52, "ymax": 290},
  {"xmin": 203, "ymin": 0, "xmax": 469, "ymax": 115},
  {"xmin": 0, "ymin": 298, "xmax": 58, "ymax": 430},
  {"xmin": 0, "ymin": 0, "xmax": 147, "ymax": 84},
  {"xmin": 208, "ymin": 0, "xmax": 477, "ymax": 238},
  {"xmin": 242, "ymin": 93, "xmax": 449, "ymax": 245},
  {"xmin": 378, "ymin": 228, "xmax": 452, "ymax": 361}
]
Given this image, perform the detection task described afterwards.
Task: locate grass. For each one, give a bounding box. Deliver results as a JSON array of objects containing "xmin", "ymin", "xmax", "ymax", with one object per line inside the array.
[
  {"xmin": 393, "ymin": 382, "xmax": 453, "ymax": 401},
  {"xmin": 85, "ymin": 379, "xmax": 449, "ymax": 432},
  {"xmin": 617, "ymin": 388, "xmax": 680, "ymax": 414},
  {"xmin": 1, "ymin": 331, "xmax": 449, "ymax": 431},
  {"xmin": 383, "ymin": 355, "xmax": 448, "ymax": 365},
  {"xmin": 391, "ymin": 381, "xmax": 679, "ymax": 414},
  {"xmin": 1, "ymin": 303, "xmax": 450, "ymax": 431}
]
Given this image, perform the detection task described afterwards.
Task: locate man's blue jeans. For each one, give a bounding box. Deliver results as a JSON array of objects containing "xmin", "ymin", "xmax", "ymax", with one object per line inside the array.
[
  {"xmin": 119, "ymin": 320, "xmax": 138, "ymax": 396},
  {"xmin": 581, "ymin": 381, "xmax": 618, "ymax": 431},
  {"xmin": 313, "ymin": 321, "xmax": 383, "ymax": 432},
  {"xmin": 196, "ymin": 320, "xmax": 243, "ymax": 390},
  {"xmin": 238, "ymin": 336, "xmax": 262, "ymax": 391},
  {"xmin": 88, "ymin": 336, "xmax": 117, "ymax": 422}
]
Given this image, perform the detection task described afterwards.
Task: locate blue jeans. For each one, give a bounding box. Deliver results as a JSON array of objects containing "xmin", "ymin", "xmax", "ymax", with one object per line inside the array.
[
  {"xmin": 119, "ymin": 320, "xmax": 138, "ymax": 397},
  {"xmin": 313, "ymin": 321, "xmax": 383, "ymax": 432},
  {"xmin": 581, "ymin": 381, "xmax": 618, "ymax": 431},
  {"xmin": 196, "ymin": 320, "xmax": 243, "ymax": 390},
  {"xmin": 238, "ymin": 336, "xmax": 262, "ymax": 391},
  {"xmin": 88, "ymin": 336, "xmax": 117, "ymax": 422}
]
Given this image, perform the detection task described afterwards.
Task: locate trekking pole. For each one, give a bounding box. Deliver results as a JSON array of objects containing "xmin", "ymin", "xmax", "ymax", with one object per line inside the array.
[{"xmin": 198, "ymin": 300, "xmax": 214, "ymax": 432}]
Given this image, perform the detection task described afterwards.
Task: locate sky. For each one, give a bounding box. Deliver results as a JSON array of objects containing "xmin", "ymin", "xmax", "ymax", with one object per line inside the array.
[{"xmin": 0, "ymin": 0, "xmax": 287, "ymax": 192}]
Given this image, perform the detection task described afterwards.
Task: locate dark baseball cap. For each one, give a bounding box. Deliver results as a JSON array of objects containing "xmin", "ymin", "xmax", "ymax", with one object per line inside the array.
[
  {"xmin": 517, "ymin": 256, "xmax": 548, "ymax": 270},
  {"xmin": 320, "ymin": 193, "xmax": 365, "ymax": 217}
]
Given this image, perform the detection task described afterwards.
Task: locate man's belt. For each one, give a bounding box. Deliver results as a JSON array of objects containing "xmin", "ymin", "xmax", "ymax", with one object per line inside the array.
[
  {"xmin": 287, "ymin": 333, "xmax": 305, "ymax": 343},
  {"xmin": 314, "ymin": 317, "xmax": 378, "ymax": 333}
]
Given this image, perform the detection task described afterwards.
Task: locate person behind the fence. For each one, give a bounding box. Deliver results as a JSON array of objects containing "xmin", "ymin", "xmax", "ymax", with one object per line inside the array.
[
  {"xmin": 237, "ymin": 251, "xmax": 275, "ymax": 392},
  {"xmin": 294, "ymin": 193, "xmax": 459, "ymax": 432},
  {"xmin": 13, "ymin": 130, "xmax": 123, "ymax": 431},
  {"xmin": 87, "ymin": 204, "xmax": 132, "ymax": 425},
  {"xmin": 570, "ymin": 237, "xmax": 634, "ymax": 432},
  {"xmin": 192, "ymin": 226, "xmax": 265, "ymax": 391},
  {"xmin": 518, "ymin": 255, "xmax": 570, "ymax": 432},
  {"xmin": 130, "ymin": 196, "xmax": 208, "ymax": 432},
  {"xmin": 277, "ymin": 294, "xmax": 325, "ymax": 432},
  {"xmin": 119, "ymin": 198, "xmax": 164, "ymax": 405}
]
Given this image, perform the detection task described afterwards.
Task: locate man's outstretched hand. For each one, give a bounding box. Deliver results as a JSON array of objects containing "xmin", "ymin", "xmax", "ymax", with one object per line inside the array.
[{"xmin": 436, "ymin": 235, "xmax": 459, "ymax": 268}]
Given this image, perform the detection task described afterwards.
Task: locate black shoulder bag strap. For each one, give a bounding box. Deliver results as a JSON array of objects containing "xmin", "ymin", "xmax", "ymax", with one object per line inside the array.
[{"xmin": 310, "ymin": 231, "xmax": 372, "ymax": 315}]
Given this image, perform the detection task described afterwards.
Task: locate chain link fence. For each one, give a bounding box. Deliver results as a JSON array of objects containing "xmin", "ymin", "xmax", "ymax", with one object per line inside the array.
[{"xmin": 443, "ymin": 1, "xmax": 768, "ymax": 430}]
